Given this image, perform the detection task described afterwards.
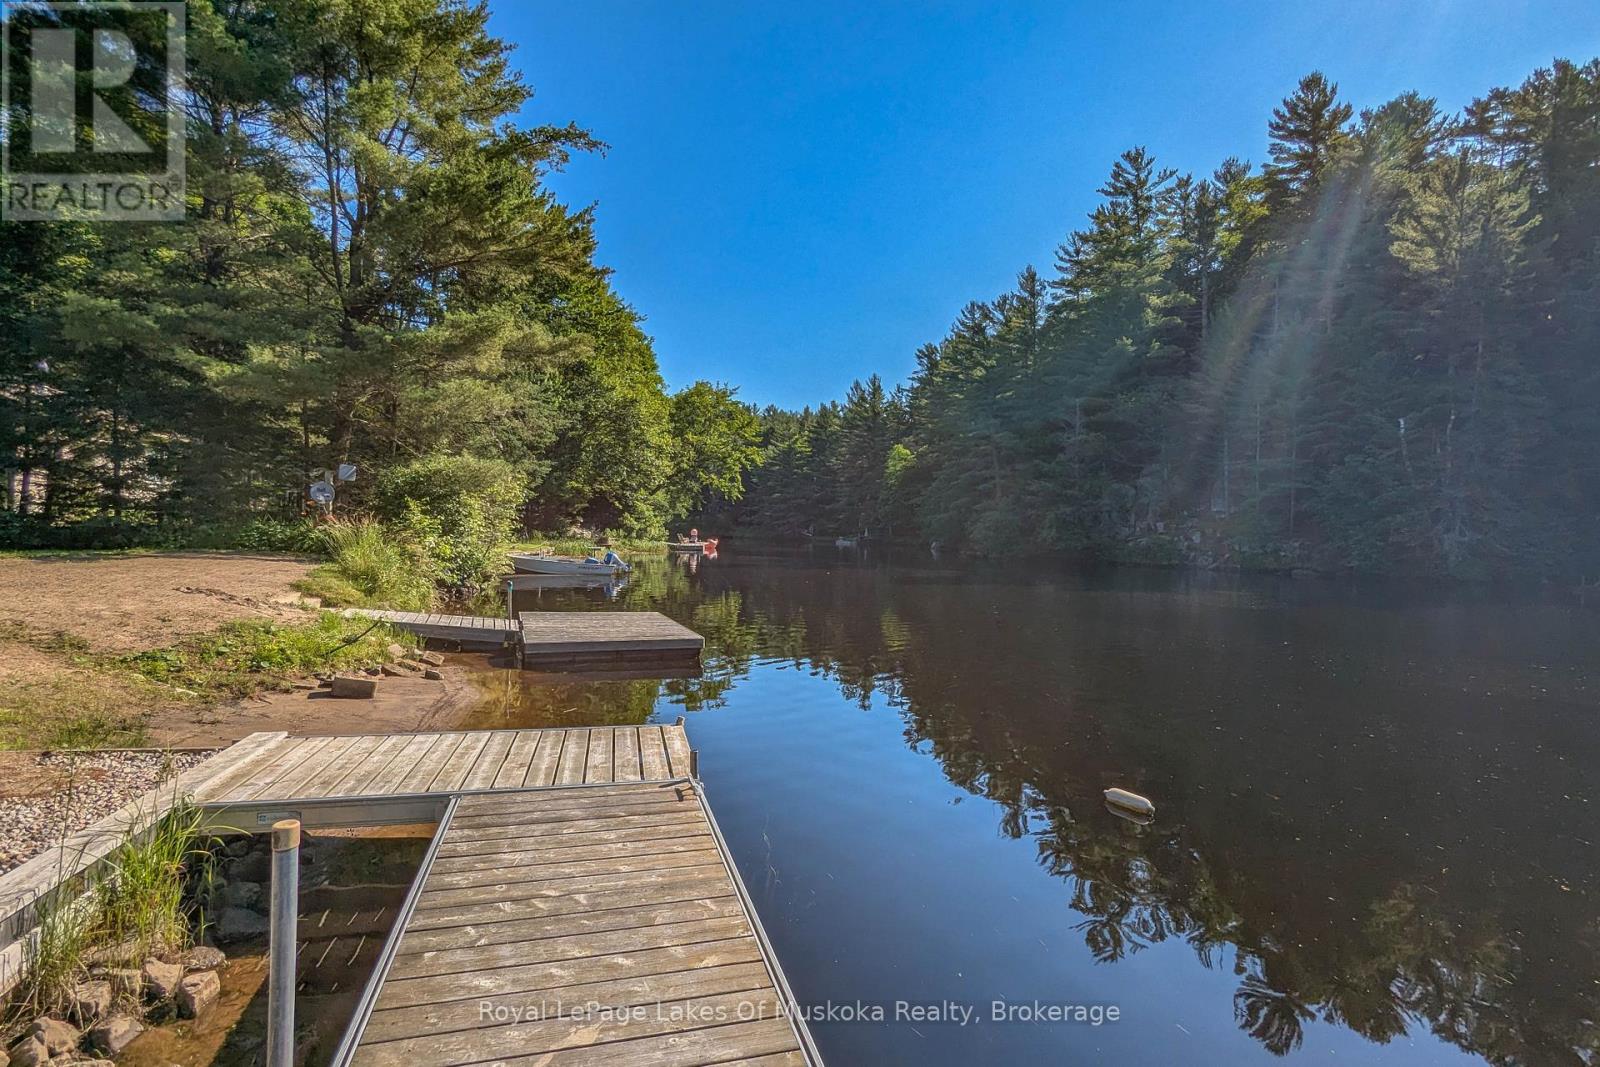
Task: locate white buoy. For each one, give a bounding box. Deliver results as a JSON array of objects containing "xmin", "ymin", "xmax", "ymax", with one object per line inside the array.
[{"xmin": 1103, "ymin": 787, "xmax": 1155, "ymax": 817}]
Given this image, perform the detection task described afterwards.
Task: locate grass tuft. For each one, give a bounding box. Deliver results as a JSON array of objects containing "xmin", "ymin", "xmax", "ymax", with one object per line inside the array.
[
  {"xmin": 96, "ymin": 798, "xmax": 217, "ymax": 964},
  {"xmin": 295, "ymin": 520, "xmax": 435, "ymax": 611},
  {"xmin": 18, "ymin": 892, "xmax": 96, "ymax": 1021},
  {"xmin": 14, "ymin": 796, "xmax": 219, "ymax": 1021}
]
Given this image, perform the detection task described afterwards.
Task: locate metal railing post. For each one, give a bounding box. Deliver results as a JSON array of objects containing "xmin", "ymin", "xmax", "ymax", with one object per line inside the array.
[{"xmin": 266, "ymin": 818, "xmax": 300, "ymax": 1067}]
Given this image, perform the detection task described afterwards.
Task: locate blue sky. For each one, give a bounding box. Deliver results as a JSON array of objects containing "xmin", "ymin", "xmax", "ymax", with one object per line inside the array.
[{"xmin": 489, "ymin": 1, "xmax": 1600, "ymax": 410}]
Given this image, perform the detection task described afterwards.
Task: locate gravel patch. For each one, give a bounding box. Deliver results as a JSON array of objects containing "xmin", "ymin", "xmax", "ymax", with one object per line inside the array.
[{"xmin": 0, "ymin": 750, "xmax": 215, "ymax": 874}]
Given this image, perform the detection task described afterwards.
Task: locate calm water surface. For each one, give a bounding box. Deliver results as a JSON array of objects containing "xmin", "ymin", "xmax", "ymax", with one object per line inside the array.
[{"xmin": 465, "ymin": 546, "xmax": 1599, "ymax": 1065}]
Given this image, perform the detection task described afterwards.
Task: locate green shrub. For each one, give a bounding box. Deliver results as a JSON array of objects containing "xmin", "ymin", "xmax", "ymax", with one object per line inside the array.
[
  {"xmin": 229, "ymin": 517, "xmax": 322, "ymax": 553},
  {"xmin": 298, "ymin": 520, "xmax": 435, "ymax": 610},
  {"xmin": 377, "ymin": 455, "xmax": 525, "ymax": 587}
]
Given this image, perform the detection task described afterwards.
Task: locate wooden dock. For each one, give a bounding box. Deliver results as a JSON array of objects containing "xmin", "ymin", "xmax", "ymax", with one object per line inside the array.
[
  {"xmin": 343, "ymin": 609, "xmax": 522, "ymax": 650},
  {"xmin": 194, "ymin": 725, "xmax": 696, "ymax": 828},
  {"xmin": 519, "ymin": 610, "xmax": 703, "ymax": 666},
  {"xmin": 343, "ymin": 782, "xmax": 817, "ymax": 1066},
  {"xmin": 1, "ymin": 725, "xmax": 821, "ymax": 1064},
  {"xmin": 344, "ymin": 608, "xmax": 705, "ymax": 667}
]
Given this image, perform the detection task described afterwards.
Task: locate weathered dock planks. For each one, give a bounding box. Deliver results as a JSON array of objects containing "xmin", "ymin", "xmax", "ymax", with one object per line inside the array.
[
  {"xmin": 342, "ymin": 609, "xmax": 521, "ymax": 649},
  {"xmin": 518, "ymin": 611, "xmax": 705, "ymax": 664},
  {"xmin": 344, "ymin": 782, "xmax": 818, "ymax": 1067},
  {"xmin": 195, "ymin": 725, "xmax": 695, "ymax": 828},
  {"xmin": 2, "ymin": 721, "xmax": 819, "ymax": 1064},
  {"xmin": 342, "ymin": 607, "xmax": 706, "ymax": 669}
]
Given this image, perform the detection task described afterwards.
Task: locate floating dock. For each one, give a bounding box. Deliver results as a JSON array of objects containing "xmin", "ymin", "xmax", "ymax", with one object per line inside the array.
[
  {"xmin": 519, "ymin": 610, "xmax": 704, "ymax": 667},
  {"xmin": 342, "ymin": 610, "xmax": 522, "ymax": 648},
  {"xmin": 0, "ymin": 726, "xmax": 820, "ymax": 1065},
  {"xmin": 344, "ymin": 608, "xmax": 705, "ymax": 668},
  {"xmin": 345, "ymin": 782, "xmax": 816, "ymax": 1066}
]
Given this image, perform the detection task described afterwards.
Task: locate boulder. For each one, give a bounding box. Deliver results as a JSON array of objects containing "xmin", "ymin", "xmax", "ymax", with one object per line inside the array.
[
  {"xmin": 215, "ymin": 906, "xmax": 270, "ymax": 942},
  {"xmin": 415, "ymin": 650, "xmax": 445, "ymax": 667},
  {"xmin": 141, "ymin": 958, "xmax": 184, "ymax": 1000},
  {"xmin": 329, "ymin": 674, "xmax": 378, "ymax": 698},
  {"xmin": 86, "ymin": 1015, "xmax": 144, "ymax": 1057},
  {"xmin": 423, "ymin": 668, "xmax": 443, "ymax": 681},
  {"xmin": 183, "ymin": 945, "xmax": 227, "ymax": 972},
  {"xmin": 223, "ymin": 879, "xmax": 263, "ymax": 911},
  {"xmin": 385, "ymin": 642, "xmax": 407, "ymax": 660},
  {"xmin": 70, "ymin": 980, "xmax": 112, "ymax": 1024},
  {"xmin": 225, "ymin": 836, "xmax": 253, "ymax": 857},
  {"xmin": 177, "ymin": 971, "xmax": 221, "ymax": 1019},
  {"xmin": 225, "ymin": 850, "xmax": 270, "ymax": 883},
  {"xmin": 28, "ymin": 1017, "xmax": 79, "ymax": 1056},
  {"xmin": 8, "ymin": 1036, "xmax": 48, "ymax": 1067}
]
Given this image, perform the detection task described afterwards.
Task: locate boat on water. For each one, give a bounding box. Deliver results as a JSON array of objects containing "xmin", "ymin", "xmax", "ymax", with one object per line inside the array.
[
  {"xmin": 666, "ymin": 537, "xmax": 719, "ymax": 553},
  {"xmin": 508, "ymin": 552, "xmax": 630, "ymax": 576}
]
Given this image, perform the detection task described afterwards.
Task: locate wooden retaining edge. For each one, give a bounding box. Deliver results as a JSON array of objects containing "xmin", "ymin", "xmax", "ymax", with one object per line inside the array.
[{"xmin": 0, "ymin": 732, "xmax": 288, "ymax": 995}]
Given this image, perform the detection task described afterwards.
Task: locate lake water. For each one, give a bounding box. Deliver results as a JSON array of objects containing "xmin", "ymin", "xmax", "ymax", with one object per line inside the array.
[{"xmin": 467, "ymin": 545, "xmax": 1599, "ymax": 1065}]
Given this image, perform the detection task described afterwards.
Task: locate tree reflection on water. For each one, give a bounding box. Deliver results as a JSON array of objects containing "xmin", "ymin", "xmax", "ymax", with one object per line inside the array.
[{"xmin": 495, "ymin": 551, "xmax": 1600, "ymax": 1064}]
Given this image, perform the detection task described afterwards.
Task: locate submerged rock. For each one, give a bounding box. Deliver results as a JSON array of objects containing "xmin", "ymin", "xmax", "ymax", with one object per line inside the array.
[
  {"xmin": 86, "ymin": 1015, "xmax": 143, "ymax": 1057},
  {"xmin": 177, "ymin": 970, "xmax": 221, "ymax": 1019}
]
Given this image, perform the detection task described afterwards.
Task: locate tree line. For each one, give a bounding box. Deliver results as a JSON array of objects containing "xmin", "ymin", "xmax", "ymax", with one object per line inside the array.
[
  {"xmin": 1, "ymin": 0, "xmax": 762, "ymax": 548},
  {"xmin": 724, "ymin": 61, "xmax": 1600, "ymax": 579}
]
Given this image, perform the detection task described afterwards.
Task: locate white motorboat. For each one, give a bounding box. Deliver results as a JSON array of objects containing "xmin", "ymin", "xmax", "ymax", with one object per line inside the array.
[{"xmin": 508, "ymin": 552, "xmax": 629, "ymax": 576}]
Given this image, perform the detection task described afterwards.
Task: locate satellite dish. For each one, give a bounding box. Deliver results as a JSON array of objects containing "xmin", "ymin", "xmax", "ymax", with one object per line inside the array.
[
  {"xmin": 336, "ymin": 463, "xmax": 357, "ymax": 482},
  {"xmin": 308, "ymin": 481, "xmax": 335, "ymax": 504}
]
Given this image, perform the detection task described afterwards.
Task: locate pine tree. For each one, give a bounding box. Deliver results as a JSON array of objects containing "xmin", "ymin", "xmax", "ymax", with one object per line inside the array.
[{"xmin": 1266, "ymin": 72, "xmax": 1355, "ymax": 204}]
